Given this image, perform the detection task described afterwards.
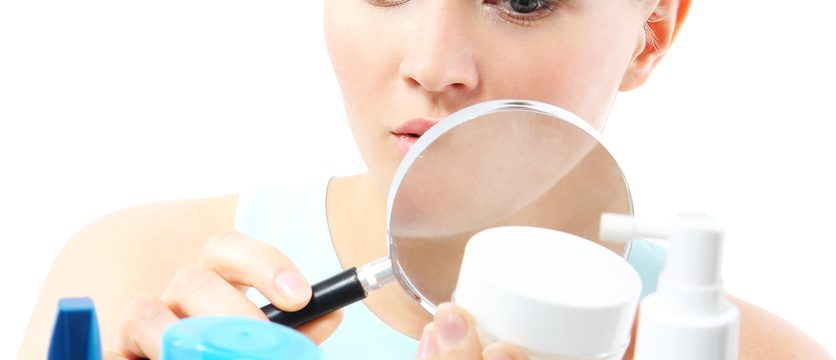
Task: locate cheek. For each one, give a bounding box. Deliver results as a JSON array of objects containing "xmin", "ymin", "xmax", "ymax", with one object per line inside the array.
[
  {"xmin": 325, "ymin": 9, "xmax": 385, "ymax": 134},
  {"xmin": 482, "ymin": 17, "xmax": 638, "ymax": 129},
  {"xmin": 324, "ymin": 6, "xmax": 363, "ymax": 108},
  {"xmin": 324, "ymin": 2, "xmax": 404, "ymax": 188},
  {"xmin": 502, "ymin": 45, "xmax": 625, "ymax": 127},
  {"xmin": 324, "ymin": 4, "xmax": 399, "ymax": 115}
]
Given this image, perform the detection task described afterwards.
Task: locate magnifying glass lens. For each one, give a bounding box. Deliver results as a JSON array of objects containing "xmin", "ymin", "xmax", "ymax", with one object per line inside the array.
[{"xmin": 389, "ymin": 105, "xmax": 631, "ymax": 310}]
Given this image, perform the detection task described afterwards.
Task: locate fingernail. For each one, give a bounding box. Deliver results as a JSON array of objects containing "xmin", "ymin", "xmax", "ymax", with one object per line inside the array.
[
  {"xmin": 416, "ymin": 325, "xmax": 439, "ymax": 358},
  {"xmin": 438, "ymin": 308, "xmax": 468, "ymax": 348},
  {"xmin": 274, "ymin": 270, "xmax": 311, "ymax": 304}
]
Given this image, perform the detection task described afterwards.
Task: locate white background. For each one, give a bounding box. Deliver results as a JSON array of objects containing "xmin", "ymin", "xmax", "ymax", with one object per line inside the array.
[{"xmin": 1, "ymin": 0, "xmax": 834, "ymax": 357}]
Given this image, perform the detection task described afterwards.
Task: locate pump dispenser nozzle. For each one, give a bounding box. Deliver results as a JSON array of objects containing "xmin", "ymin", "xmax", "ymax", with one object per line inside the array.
[{"xmin": 600, "ymin": 213, "xmax": 740, "ymax": 360}]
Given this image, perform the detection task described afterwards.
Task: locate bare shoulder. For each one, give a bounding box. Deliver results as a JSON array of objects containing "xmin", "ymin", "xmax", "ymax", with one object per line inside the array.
[
  {"xmin": 732, "ymin": 297, "xmax": 832, "ymax": 359},
  {"xmin": 19, "ymin": 194, "xmax": 239, "ymax": 358},
  {"xmin": 71, "ymin": 194, "xmax": 239, "ymax": 265}
]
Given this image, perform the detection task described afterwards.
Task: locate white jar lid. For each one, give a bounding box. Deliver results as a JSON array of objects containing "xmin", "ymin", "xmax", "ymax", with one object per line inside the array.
[{"xmin": 454, "ymin": 226, "xmax": 641, "ymax": 357}]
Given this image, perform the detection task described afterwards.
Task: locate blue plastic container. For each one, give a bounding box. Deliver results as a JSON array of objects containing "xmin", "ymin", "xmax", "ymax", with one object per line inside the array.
[
  {"xmin": 48, "ymin": 298, "xmax": 102, "ymax": 360},
  {"xmin": 161, "ymin": 316, "xmax": 322, "ymax": 359}
]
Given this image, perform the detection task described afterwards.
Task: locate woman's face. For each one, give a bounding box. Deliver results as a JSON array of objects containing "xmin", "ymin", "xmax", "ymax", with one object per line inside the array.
[{"xmin": 324, "ymin": 0, "xmax": 652, "ymax": 191}]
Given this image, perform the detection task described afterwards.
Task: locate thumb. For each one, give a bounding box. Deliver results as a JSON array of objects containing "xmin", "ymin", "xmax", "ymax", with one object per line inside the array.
[{"xmin": 434, "ymin": 303, "xmax": 482, "ymax": 360}]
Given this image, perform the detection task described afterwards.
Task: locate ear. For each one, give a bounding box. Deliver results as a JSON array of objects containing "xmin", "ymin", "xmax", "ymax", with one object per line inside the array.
[{"xmin": 619, "ymin": 0, "xmax": 692, "ymax": 91}]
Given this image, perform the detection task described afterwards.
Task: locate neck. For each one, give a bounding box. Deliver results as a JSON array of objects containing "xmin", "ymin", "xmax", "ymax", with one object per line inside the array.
[{"xmin": 327, "ymin": 174, "xmax": 389, "ymax": 266}]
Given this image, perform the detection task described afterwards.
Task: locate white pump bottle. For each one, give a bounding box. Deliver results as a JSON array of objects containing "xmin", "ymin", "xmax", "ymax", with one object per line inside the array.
[{"xmin": 600, "ymin": 213, "xmax": 740, "ymax": 360}]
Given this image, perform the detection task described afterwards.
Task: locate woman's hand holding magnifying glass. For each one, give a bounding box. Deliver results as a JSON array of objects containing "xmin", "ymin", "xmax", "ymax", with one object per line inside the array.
[{"xmin": 109, "ymin": 231, "xmax": 342, "ymax": 359}]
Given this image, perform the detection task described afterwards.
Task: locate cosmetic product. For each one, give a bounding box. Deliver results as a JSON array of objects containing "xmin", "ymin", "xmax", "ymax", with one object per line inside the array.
[
  {"xmin": 600, "ymin": 213, "xmax": 739, "ymax": 360},
  {"xmin": 48, "ymin": 298, "xmax": 102, "ymax": 360},
  {"xmin": 454, "ymin": 226, "xmax": 641, "ymax": 360}
]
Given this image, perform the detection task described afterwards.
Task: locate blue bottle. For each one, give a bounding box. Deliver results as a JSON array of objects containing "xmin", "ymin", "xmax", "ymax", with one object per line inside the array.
[
  {"xmin": 161, "ymin": 316, "xmax": 322, "ymax": 360},
  {"xmin": 48, "ymin": 298, "xmax": 102, "ymax": 360}
]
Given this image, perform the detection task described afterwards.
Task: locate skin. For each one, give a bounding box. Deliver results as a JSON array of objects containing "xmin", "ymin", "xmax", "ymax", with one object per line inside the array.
[{"xmin": 18, "ymin": 0, "xmax": 833, "ymax": 359}]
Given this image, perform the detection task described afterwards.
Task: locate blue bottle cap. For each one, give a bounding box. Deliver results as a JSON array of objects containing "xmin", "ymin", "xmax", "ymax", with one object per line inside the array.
[
  {"xmin": 162, "ymin": 316, "xmax": 321, "ymax": 360},
  {"xmin": 48, "ymin": 297, "xmax": 102, "ymax": 360}
]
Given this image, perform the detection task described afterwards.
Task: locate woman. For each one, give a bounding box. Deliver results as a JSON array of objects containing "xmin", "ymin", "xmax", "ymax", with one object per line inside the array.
[{"xmin": 19, "ymin": 0, "xmax": 831, "ymax": 359}]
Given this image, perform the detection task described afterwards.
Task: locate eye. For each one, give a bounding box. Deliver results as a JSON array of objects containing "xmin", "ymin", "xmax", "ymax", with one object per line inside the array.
[
  {"xmin": 485, "ymin": 0, "xmax": 559, "ymax": 26},
  {"xmin": 508, "ymin": 0, "xmax": 542, "ymax": 14}
]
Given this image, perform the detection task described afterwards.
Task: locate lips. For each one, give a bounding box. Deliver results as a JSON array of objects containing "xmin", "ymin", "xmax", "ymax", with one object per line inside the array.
[{"xmin": 391, "ymin": 118, "xmax": 438, "ymax": 156}]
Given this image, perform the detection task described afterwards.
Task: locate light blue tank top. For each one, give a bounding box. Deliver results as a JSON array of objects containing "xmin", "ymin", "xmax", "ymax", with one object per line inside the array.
[{"xmin": 236, "ymin": 175, "xmax": 666, "ymax": 360}]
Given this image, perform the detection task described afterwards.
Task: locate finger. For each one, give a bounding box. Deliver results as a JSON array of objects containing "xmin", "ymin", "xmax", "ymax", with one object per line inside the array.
[
  {"xmin": 114, "ymin": 295, "xmax": 179, "ymax": 360},
  {"xmin": 162, "ymin": 266, "xmax": 267, "ymax": 320},
  {"xmin": 294, "ymin": 309, "xmax": 344, "ymax": 345},
  {"xmin": 483, "ymin": 342, "xmax": 530, "ymax": 360},
  {"xmin": 434, "ymin": 303, "xmax": 483, "ymax": 360},
  {"xmin": 415, "ymin": 323, "xmax": 440, "ymax": 360},
  {"xmin": 199, "ymin": 231, "xmax": 312, "ymax": 311}
]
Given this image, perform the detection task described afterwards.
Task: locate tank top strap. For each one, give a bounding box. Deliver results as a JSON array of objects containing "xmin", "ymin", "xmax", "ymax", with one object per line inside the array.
[{"xmin": 626, "ymin": 238, "xmax": 667, "ymax": 299}]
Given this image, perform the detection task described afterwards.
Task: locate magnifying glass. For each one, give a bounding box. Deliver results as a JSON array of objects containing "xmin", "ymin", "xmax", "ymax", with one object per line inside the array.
[{"xmin": 260, "ymin": 99, "xmax": 633, "ymax": 326}]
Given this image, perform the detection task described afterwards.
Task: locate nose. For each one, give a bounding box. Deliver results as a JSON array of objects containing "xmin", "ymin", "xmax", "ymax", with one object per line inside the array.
[{"xmin": 398, "ymin": 4, "xmax": 480, "ymax": 95}]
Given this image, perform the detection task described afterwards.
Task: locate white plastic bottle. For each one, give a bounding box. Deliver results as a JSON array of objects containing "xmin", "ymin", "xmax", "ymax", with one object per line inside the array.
[
  {"xmin": 600, "ymin": 213, "xmax": 740, "ymax": 360},
  {"xmin": 454, "ymin": 226, "xmax": 642, "ymax": 360}
]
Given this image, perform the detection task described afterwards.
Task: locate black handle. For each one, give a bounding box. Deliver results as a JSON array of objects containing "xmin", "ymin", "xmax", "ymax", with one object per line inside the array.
[{"xmin": 261, "ymin": 267, "xmax": 367, "ymax": 328}]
